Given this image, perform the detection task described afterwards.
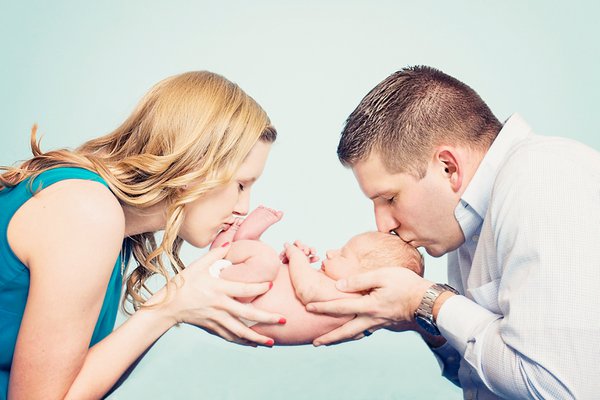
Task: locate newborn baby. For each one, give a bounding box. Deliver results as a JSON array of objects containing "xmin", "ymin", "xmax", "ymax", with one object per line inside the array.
[{"xmin": 210, "ymin": 206, "xmax": 423, "ymax": 345}]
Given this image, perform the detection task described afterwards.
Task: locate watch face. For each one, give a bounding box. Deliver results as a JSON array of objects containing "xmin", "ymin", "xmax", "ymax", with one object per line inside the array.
[{"xmin": 416, "ymin": 315, "xmax": 441, "ymax": 336}]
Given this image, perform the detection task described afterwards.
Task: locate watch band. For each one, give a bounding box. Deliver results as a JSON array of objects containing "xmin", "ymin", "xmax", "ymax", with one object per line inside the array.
[{"xmin": 414, "ymin": 283, "xmax": 458, "ymax": 335}]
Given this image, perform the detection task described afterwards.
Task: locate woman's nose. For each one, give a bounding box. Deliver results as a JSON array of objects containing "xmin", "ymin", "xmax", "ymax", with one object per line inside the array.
[{"xmin": 233, "ymin": 192, "xmax": 250, "ymax": 216}]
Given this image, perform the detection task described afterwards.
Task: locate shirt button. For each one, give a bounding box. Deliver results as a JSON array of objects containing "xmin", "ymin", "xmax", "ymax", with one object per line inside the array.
[{"xmin": 472, "ymin": 234, "xmax": 479, "ymax": 243}]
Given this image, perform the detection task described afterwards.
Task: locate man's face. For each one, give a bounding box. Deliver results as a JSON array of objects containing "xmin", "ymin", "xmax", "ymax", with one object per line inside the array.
[{"xmin": 351, "ymin": 152, "xmax": 465, "ymax": 257}]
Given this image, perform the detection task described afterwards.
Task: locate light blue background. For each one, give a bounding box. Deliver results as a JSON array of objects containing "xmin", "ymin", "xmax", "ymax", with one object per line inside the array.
[{"xmin": 1, "ymin": 1, "xmax": 599, "ymax": 399}]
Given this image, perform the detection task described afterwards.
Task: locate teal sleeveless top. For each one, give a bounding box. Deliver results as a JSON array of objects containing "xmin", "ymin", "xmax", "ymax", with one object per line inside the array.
[{"xmin": 0, "ymin": 167, "xmax": 125, "ymax": 399}]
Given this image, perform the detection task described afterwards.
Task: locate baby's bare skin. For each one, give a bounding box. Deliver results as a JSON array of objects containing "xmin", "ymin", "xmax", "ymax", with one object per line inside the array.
[
  {"xmin": 210, "ymin": 206, "xmax": 354, "ymax": 345},
  {"xmin": 210, "ymin": 207, "xmax": 424, "ymax": 345}
]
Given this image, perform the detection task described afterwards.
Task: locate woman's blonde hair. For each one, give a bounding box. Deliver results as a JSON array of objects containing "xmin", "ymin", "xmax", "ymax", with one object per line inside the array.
[{"xmin": 1, "ymin": 71, "xmax": 277, "ymax": 312}]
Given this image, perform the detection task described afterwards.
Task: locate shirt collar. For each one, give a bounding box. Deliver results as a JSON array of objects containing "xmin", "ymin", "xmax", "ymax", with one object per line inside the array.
[{"xmin": 455, "ymin": 113, "xmax": 534, "ymax": 236}]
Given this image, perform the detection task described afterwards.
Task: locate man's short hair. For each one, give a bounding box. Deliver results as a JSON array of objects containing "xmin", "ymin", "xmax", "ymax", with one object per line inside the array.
[{"xmin": 337, "ymin": 65, "xmax": 502, "ymax": 178}]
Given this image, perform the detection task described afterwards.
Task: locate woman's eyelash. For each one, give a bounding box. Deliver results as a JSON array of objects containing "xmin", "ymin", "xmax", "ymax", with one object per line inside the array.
[{"xmin": 238, "ymin": 183, "xmax": 245, "ymax": 191}]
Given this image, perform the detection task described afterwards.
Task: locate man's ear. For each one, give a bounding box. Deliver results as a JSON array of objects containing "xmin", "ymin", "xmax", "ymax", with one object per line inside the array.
[{"xmin": 436, "ymin": 147, "xmax": 463, "ymax": 192}]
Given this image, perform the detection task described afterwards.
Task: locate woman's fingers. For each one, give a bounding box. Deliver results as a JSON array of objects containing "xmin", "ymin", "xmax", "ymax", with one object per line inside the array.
[
  {"xmin": 207, "ymin": 310, "xmax": 276, "ymax": 346},
  {"xmin": 220, "ymin": 295, "xmax": 285, "ymax": 326},
  {"xmin": 219, "ymin": 279, "xmax": 272, "ymax": 299},
  {"xmin": 188, "ymin": 244, "xmax": 231, "ymax": 270}
]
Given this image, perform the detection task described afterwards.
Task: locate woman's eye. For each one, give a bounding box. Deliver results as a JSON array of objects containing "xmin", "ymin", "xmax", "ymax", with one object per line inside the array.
[{"xmin": 238, "ymin": 183, "xmax": 245, "ymax": 192}]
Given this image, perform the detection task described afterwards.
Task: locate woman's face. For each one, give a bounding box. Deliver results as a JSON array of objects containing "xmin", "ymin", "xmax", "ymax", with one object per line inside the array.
[{"xmin": 179, "ymin": 141, "xmax": 272, "ymax": 248}]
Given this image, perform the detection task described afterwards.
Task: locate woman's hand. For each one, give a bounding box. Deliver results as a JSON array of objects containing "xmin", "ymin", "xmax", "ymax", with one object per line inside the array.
[
  {"xmin": 150, "ymin": 244, "xmax": 285, "ymax": 347},
  {"xmin": 305, "ymin": 267, "xmax": 432, "ymax": 346}
]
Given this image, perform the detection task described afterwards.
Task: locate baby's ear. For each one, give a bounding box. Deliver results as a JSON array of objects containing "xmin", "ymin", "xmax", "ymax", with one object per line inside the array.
[{"xmin": 404, "ymin": 257, "xmax": 424, "ymax": 277}]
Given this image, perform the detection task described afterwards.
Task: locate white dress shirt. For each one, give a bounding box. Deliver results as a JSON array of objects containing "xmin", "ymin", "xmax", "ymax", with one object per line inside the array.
[{"xmin": 432, "ymin": 114, "xmax": 600, "ymax": 399}]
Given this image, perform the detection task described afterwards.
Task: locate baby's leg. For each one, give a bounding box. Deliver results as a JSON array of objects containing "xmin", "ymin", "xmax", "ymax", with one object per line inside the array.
[
  {"xmin": 234, "ymin": 205, "xmax": 283, "ymax": 241},
  {"xmin": 285, "ymin": 243, "xmax": 358, "ymax": 304},
  {"xmin": 211, "ymin": 218, "xmax": 243, "ymax": 249},
  {"xmin": 220, "ymin": 240, "xmax": 281, "ymax": 303}
]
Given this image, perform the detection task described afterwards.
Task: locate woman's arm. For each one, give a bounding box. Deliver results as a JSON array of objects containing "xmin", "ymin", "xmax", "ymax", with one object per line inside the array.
[{"xmin": 7, "ymin": 180, "xmax": 283, "ymax": 399}]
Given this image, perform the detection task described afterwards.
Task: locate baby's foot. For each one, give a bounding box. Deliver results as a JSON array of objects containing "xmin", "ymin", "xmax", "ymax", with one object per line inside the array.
[
  {"xmin": 210, "ymin": 218, "xmax": 243, "ymax": 249},
  {"xmin": 234, "ymin": 205, "xmax": 283, "ymax": 241}
]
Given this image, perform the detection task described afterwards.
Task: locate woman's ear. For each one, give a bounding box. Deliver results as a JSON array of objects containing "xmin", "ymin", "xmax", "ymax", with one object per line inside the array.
[{"xmin": 436, "ymin": 148, "xmax": 463, "ymax": 192}]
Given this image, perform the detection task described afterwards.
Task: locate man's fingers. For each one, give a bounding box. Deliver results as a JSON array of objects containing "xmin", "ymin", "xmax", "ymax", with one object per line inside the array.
[
  {"xmin": 336, "ymin": 269, "xmax": 384, "ymax": 293},
  {"xmin": 306, "ymin": 296, "xmax": 371, "ymax": 316},
  {"xmin": 312, "ymin": 316, "xmax": 377, "ymax": 346}
]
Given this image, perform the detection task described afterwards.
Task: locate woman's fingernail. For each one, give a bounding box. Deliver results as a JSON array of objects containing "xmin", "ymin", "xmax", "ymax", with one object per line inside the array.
[
  {"xmin": 221, "ymin": 242, "xmax": 230, "ymax": 248},
  {"xmin": 278, "ymin": 317, "xmax": 286, "ymax": 324},
  {"xmin": 268, "ymin": 282, "xmax": 273, "ymax": 290},
  {"xmin": 265, "ymin": 339, "xmax": 274, "ymax": 347}
]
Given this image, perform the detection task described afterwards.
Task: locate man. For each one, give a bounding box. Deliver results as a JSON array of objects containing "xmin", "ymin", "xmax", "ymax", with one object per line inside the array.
[{"xmin": 307, "ymin": 66, "xmax": 600, "ymax": 399}]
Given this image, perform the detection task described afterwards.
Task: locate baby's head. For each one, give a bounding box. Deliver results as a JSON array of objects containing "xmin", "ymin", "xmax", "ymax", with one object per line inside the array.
[{"xmin": 321, "ymin": 231, "xmax": 423, "ymax": 280}]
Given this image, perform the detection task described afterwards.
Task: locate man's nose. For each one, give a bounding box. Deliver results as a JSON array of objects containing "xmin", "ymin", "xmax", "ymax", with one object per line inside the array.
[{"xmin": 374, "ymin": 204, "xmax": 398, "ymax": 234}]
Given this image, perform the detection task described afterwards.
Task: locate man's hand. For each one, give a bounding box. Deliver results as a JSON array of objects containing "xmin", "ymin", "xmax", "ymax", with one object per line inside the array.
[{"xmin": 306, "ymin": 267, "xmax": 432, "ymax": 346}]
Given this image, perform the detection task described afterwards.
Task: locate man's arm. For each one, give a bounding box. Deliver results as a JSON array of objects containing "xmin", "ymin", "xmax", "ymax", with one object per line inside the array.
[{"xmin": 434, "ymin": 145, "xmax": 600, "ymax": 399}]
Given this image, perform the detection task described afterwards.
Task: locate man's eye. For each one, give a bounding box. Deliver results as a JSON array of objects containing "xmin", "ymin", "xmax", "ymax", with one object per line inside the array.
[{"xmin": 386, "ymin": 196, "xmax": 395, "ymax": 204}]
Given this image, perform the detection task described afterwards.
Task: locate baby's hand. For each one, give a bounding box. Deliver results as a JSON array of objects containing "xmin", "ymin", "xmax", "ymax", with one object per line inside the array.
[{"xmin": 280, "ymin": 240, "xmax": 319, "ymax": 264}]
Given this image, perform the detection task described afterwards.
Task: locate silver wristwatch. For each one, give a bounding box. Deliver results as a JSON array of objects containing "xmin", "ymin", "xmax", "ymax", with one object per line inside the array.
[{"xmin": 414, "ymin": 283, "xmax": 458, "ymax": 336}]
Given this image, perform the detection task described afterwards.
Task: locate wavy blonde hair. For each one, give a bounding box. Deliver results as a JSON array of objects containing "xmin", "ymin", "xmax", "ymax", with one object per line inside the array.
[{"xmin": 1, "ymin": 71, "xmax": 277, "ymax": 313}]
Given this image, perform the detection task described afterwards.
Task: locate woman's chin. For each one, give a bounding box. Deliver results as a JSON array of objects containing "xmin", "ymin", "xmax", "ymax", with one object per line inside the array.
[{"xmin": 183, "ymin": 234, "xmax": 212, "ymax": 249}]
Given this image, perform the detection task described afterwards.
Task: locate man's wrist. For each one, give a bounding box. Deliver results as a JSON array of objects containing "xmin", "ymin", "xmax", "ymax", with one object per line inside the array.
[
  {"xmin": 432, "ymin": 290, "xmax": 456, "ymax": 321},
  {"xmin": 414, "ymin": 283, "xmax": 458, "ymax": 336}
]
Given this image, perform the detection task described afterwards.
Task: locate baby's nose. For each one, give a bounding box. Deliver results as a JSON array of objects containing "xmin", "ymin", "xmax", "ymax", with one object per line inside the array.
[{"xmin": 326, "ymin": 249, "xmax": 338, "ymax": 259}]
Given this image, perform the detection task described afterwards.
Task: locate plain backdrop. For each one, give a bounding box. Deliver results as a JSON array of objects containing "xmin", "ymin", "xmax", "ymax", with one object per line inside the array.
[{"xmin": 1, "ymin": 1, "xmax": 599, "ymax": 399}]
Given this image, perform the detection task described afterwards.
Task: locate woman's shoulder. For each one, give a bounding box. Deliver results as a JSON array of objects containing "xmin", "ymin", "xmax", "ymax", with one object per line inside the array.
[
  {"xmin": 9, "ymin": 172, "xmax": 125, "ymax": 267},
  {"xmin": 31, "ymin": 166, "xmax": 111, "ymax": 191}
]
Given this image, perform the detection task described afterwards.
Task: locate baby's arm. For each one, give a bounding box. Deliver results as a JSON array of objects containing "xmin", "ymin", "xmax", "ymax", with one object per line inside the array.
[{"xmin": 285, "ymin": 243, "xmax": 358, "ymax": 304}]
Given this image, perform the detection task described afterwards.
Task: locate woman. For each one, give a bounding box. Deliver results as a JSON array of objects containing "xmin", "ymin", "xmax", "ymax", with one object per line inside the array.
[{"xmin": 0, "ymin": 71, "xmax": 285, "ymax": 399}]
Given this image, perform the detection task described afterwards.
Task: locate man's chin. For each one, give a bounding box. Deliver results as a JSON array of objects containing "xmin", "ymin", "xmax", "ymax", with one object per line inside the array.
[
  {"xmin": 424, "ymin": 241, "xmax": 462, "ymax": 257},
  {"xmin": 424, "ymin": 245, "xmax": 446, "ymax": 258}
]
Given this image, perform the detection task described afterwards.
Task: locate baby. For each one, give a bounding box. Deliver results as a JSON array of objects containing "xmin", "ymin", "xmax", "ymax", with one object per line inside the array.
[{"xmin": 209, "ymin": 206, "xmax": 423, "ymax": 345}]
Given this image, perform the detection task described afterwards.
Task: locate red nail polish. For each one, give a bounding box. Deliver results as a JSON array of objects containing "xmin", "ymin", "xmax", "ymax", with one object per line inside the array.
[
  {"xmin": 221, "ymin": 242, "xmax": 230, "ymax": 248},
  {"xmin": 278, "ymin": 317, "xmax": 286, "ymax": 324},
  {"xmin": 268, "ymin": 282, "xmax": 273, "ymax": 289},
  {"xmin": 265, "ymin": 339, "xmax": 274, "ymax": 347}
]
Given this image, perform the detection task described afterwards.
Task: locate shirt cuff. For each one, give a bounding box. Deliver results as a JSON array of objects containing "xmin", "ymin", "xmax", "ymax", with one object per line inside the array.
[{"xmin": 437, "ymin": 295, "xmax": 501, "ymax": 358}]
